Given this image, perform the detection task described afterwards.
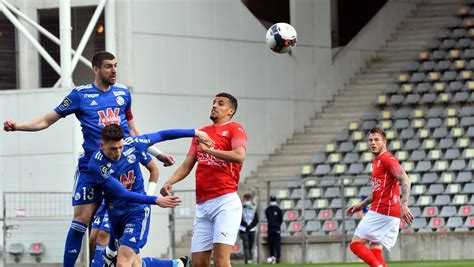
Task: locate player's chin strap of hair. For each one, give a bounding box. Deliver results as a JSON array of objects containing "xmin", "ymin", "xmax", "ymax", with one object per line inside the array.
[
  {"xmin": 147, "ymin": 146, "xmax": 163, "ymax": 157},
  {"xmin": 147, "ymin": 182, "xmax": 157, "ymax": 196}
]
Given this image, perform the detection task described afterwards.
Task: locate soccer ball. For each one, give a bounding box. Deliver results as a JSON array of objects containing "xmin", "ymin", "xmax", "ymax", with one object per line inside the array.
[
  {"xmin": 266, "ymin": 256, "xmax": 276, "ymax": 264},
  {"xmin": 265, "ymin": 22, "xmax": 297, "ymax": 54}
]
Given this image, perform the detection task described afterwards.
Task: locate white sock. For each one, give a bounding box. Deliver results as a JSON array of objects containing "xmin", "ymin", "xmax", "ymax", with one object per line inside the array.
[{"xmin": 106, "ymin": 246, "xmax": 117, "ymax": 257}]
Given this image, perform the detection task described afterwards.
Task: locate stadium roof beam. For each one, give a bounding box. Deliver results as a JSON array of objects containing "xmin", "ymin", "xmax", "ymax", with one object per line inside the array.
[
  {"xmin": 0, "ymin": 2, "xmax": 61, "ymax": 75},
  {"xmin": 2, "ymin": 0, "xmax": 92, "ymax": 69},
  {"xmin": 54, "ymin": 0, "xmax": 107, "ymax": 88}
]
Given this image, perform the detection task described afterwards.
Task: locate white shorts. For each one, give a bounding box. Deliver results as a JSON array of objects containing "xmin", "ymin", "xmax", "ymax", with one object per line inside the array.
[
  {"xmin": 191, "ymin": 192, "xmax": 242, "ymax": 253},
  {"xmin": 354, "ymin": 210, "xmax": 400, "ymax": 250}
]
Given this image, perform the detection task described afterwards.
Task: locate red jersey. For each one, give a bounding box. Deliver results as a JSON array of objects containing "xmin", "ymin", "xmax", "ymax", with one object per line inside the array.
[
  {"xmin": 187, "ymin": 121, "xmax": 247, "ymax": 203},
  {"xmin": 370, "ymin": 150, "xmax": 404, "ymax": 218}
]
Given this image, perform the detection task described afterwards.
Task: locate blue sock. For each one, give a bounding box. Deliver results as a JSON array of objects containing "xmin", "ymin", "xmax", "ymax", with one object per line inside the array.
[
  {"xmin": 63, "ymin": 220, "xmax": 87, "ymax": 267},
  {"xmin": 142, "ymin": 257, "xmax": 177, "ymax": 267},
  {"xmin": 91, "ymin": 245, "xmax": 106, "ymax": 266}
]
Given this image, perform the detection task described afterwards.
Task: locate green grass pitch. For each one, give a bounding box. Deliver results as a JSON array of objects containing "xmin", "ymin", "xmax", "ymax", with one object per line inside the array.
[{"xmin": 233, "ymin": 260, "xmax": 474, "ymax": 267}]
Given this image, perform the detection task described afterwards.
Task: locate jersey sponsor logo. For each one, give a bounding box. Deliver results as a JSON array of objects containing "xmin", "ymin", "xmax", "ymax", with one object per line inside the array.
[
  {"xmin": 84, "ymin": 93, "xmax": 99, "ymax": 98},
  {"xmin": 90, "ymin": 100, "xmax": 98, "ymax": 106},
  {"xmin": 371, "ymin": 178, "xmax": 382, "ymax": 192},
  {"xmin": 127, "ymin": 154, "xmax": 136, "ymax": 164},
  {"xmin": 113, "ymin": 90, "xmax": 126, "ymax": 96},
  {"xmin": 120, "ymin": 170, "xmax": 136, "ymax": 190},
  {"xmin": 116, "ymin": 96, "xmax": 125, "ymax": 106},
  {"xmin": 197, "ymin": 151, "xmax": 227, "ymax": 166},
  {"xmin": 98, "ymin": 108, "xmax": 121, "ymax": 126},
  {"xmin": 58, "ymin": 97, "xmax": 72, "ymax": 111}
]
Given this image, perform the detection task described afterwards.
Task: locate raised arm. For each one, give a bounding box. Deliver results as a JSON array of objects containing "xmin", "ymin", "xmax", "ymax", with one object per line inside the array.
[
  {"xmin": 4, "ymin": 111, "xmax": 61, "ymax": 132},
  {"xmin": 144, "ymin": 159, "xmax": 159, "ymax": 195}
]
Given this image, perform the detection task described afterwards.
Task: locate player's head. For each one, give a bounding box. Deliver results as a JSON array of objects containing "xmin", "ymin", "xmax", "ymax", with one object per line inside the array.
[
  {"xmin": 243, "ymin": 193, "xmax": 253, "ymax": 202},
  {"xmin": 368, "ymin": 125, "xmax": 387, "ymax": 155},
  {"xmin": 92, "ymin": 51, "xmax": 117, "ymax": 86},
  {"xmin": 210, "ymin": 93, "xmax": 238, "ymax": 123},
  {"xmin": 100, "ymin": 124, "xmax": 124, "ymax": 161}
]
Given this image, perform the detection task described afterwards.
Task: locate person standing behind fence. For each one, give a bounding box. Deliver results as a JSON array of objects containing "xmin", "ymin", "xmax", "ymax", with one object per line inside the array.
[
  {"xmin": 346, "ymin": 126, "xmax": 413, "ymax": 267},
  {"xmin": 239, "ymin": 193, "xmax": 258, "ymax": 264},
  {"xmin": 265, "ymin": 196, "xmax": 282, "ymax": 264}
]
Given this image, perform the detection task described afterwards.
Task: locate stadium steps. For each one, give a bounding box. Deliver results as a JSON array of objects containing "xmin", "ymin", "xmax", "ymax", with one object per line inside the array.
[{"xmin": 170, "ymin": 0, "xmax": 463, "ymax": 255}]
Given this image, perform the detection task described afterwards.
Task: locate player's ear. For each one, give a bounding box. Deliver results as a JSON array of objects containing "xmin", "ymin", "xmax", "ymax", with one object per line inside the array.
[{"xmin": 99, "ymin": 140, "xmax": 105, "ymax": 149}]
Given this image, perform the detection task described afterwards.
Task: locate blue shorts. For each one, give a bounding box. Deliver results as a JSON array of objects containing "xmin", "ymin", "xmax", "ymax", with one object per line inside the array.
[
  {"xmin": 109, "ymin": 205, "xmax": 151, "ymax": 254},
  {"xmin": 91, "ymin": 204, "xmax": 111, "ymax": 233},
  {"xmin": 72, "ymin": 167, "xmax": 103, "ymax": 206}
]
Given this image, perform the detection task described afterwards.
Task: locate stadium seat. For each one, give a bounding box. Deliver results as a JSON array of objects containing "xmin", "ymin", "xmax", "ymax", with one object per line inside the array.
[
  {"xmin": 422, "ymin": 206, "xmax": 439, "ymax": 217},
  {"xmin": 449, "ymin": 159, "xmax": 466, "ymax": 171},
  {"xmin": 427, "ymin": 184, "xmax": 444, "ymax": 195},
  {"xmin": 446, "ymin": 217, "xmax": 464, "ymax": 228},
  {"xmin": 412, "ymin": 185, "xmax": 427, "ymax": 196},
  {"xmin": 322, "ymin": 220, "xmax": 338, "ymax": 231},
  {"xmin": 317, "ymin": 209, "xmax": 333, "ymax": 220},
  {"xmin": 304, "ymin": 210, "xmax": 316, "ymax": 220},
  {"xmin": 456, "ymin": 171, "xmax": 472, "ymax": 183},
  {"xmin": 415, "ymin": 196, "xmax": 433, "ymax": 206},
  {"xmin": 465, "ymin": 217, "xmax": 474, "ymax": 228},
  {"xmin": 414, "ymin": 161, "xmax": 431, "ymax": 172},
  {"xmin": 421, "ymin": 173, "xmax": 438, "ymax": 184},
  {"xmin": 7, "ymin": 243, "xmax": 25, "ymax": 263},
  {"xmin": 305, "ymin": 221, "xmax": 321, "ymax": 233},
  {"xmin": 289, "ymin": 189, "xmax": 302, "ymax": 199},
  {"xmin": 295, "ymin": 199, "xmax": 312, "ymax": 209},
  {"xmin": 288, "ymin": 221, "xmax": 303, "ymax": 232},
  {"xmin": 429, "ymin": 217, "xmax": 445, "ymax": 228},
  {"xmin": 280, "ymin": 200, "xmax": 295, "ymax": 210},
  {"xmin": 440, "ymin": 206, "xmax": 457, "ymax": 217},
  {"xmin": 329, "ymin": 199, "xmax": 342, "ymax": 209},
  {"xmin": 446, "ymin": 184, "xmax": 461, "ymax": 195},
  {"xmin": 462, "ymin": 183, "xmax": 474, "ymax": 194},
  {"xmin": 410, "ymin": 218, "xmax": 428, "ymax": 230},
  {"xmin": 308, "ymin": 188, "xmax": 322, "ymax": 198},
  {"xmin": 434, "ymin": 195, "xmax": 451, "ymax": 206},
  {"xmin": 459, "ymin": 206, "xmax": 473, "ymax": 217},
  {"xmin": 312, "ymin": 199, "xmax": 328, "ymax": 209},
  {"xmin": 324, "ymin": 187, "xmax": 340, "ymax": 198},
  {"xmin": 452, "ymin": 195, "xmax": 468, "ymax": 205}
]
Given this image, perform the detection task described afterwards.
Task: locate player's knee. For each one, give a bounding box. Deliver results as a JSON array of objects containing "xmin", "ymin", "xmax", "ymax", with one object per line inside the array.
[
  {"xmin": 213, "ymin": 254, "xmax": 231, "ymax": 267},
  {"xmin": 96, "ymin": 230, "xmax": 110, "ymax": 246}
]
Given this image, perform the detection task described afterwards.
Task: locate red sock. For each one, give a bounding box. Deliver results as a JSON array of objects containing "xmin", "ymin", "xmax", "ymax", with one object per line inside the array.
[
  {"xmin": 349, "ymin": 242, "xmax": 381, "ymax": 267},
  {"xmin": 370, "ymin": 248, "xmax": 386, "ymax": 267}
]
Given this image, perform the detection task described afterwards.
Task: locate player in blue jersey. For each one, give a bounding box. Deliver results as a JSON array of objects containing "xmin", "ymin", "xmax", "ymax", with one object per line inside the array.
[
  {"xmin": 89, "ymin": 124, "xmax": 213, "ymax": 267},
  {"xmin": 3, "ymin": 51, "xmax": 175, "ymax": 266}
]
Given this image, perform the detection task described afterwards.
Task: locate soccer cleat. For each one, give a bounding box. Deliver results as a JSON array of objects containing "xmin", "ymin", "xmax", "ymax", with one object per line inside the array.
[
  {"xmin": 101, "ymin": 250, "xmax": 117, "ymax": 267},
  {"xmin": 178, "ymin": 256, "xmax": 191, "ymax": 267}
]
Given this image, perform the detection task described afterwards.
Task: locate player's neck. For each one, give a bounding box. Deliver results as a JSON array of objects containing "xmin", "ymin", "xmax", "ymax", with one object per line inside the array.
[
  {"xmin": 212, "ymin": 118, "xmax": 231, "ymax": 126},
  {"xmin": 94, "ymin": 81, "xmax": 111, "ymax": 92},
  {"xmin": 376, "ymin": 149, "xmax": 387, "ymax": 157}
]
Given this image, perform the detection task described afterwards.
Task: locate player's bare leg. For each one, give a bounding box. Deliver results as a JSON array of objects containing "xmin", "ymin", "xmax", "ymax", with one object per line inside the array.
[
  {"xmin": 117, "ymin": 245, "xmax": 136, "ymax": 267},
  {"xmin": 191, "ymin": 250, "xmax": 212, "ymax": 267},
  {"xmin": 73, "ymin": 202, "xmax": 99, "ymax": 225},
  {"xmin": 213, "ymin": 243, "xmax": 232, "ymax": 267},
  {"xmin": 89, "ymin": 228, "xmax": 100, "ymax": 262},
  {"xmin": 133, "ymin": 254, "xmax": 143, "ymax": 267}
]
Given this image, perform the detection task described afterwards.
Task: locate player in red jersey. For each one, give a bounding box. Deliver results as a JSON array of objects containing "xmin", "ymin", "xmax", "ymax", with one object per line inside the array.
[
  {"xmin": 160, "ymin": 93, "xmax": 247, "ymax": 267},
  {"xmin": 346, "ymin": 126, "xmax": 413, "ymax": 267}
]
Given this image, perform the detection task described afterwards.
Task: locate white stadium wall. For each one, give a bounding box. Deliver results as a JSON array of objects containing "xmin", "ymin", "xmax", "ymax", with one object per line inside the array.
[{"xmin": 0, "ymin": 0, "xmax": 417, "ymax": 261}]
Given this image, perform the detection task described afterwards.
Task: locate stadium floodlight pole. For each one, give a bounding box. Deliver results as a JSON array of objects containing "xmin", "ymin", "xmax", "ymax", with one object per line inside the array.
[
  {"xmin": 105, "ymin": 0, "xmax": 116, "ymax": 54},
  {"xmin": 70, "ymin": 0, "xmax": 107, "ymax": 72},
  {"xmin": 59, "ymin": 0, "xmax": 73, "ymax": 88},
  {"xmin": 2, "ymin": 0, "xmax": 92, "ymax": 69},
  {"xmin": 0, "ymin": 2, "xmax": 61, "ymax": 75}
]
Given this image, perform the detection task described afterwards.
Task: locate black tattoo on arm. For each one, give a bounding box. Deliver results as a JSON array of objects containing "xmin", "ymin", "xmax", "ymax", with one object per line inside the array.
[
  {"xmin": 360, "ymin": 193, "xmax": 373, "ymax": 208},
  {"xmin": 397, "ymin": 171, "xmax": 411, "ymax": 205}
]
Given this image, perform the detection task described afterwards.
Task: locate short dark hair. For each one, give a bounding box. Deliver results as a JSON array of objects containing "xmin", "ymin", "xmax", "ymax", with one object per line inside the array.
[
  {"xmin": 243, "ymin": 193, "xmax": 252, "ymax": 200},
  {"xmin": 92, "ymin": 51, "xmax": 115, "ymax": 68},
  {"xmin": 101, "ymin": 124, "xmax": 124, "ymax": 142},
  {"xmin": 368, "ymin": 125, "xmax": 386, "ymax": 140},
  {"xmin": 216, "ymin": 92, "xmax": 238, "ymax": 114}
]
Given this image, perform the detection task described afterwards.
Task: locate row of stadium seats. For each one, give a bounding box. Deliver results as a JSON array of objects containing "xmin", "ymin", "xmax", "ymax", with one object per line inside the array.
[{"xmin": 259, "ymin": 3, "xmax": 474, "ymax": 237}]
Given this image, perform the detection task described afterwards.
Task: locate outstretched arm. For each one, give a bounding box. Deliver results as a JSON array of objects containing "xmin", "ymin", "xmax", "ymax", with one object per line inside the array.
[
  {"xmin": 199, "ymin": 144, "xmax": 245, "ymax": 163},
  {"xmin": 160, "ymin": 155, "xmax": 197, "ymax": 196},
  {"xmin": 4, "ymin": 111, "xmax": 61, "ymax": 132}
]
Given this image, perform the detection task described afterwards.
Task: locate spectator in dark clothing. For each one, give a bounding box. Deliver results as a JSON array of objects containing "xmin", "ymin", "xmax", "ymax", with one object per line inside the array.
[
  {"xmin": 265, "ymin": 195, "xmax": 283, "ymax": 263},
  {"xmin": 239, "ymin": 193, "xmax": 259, "ymax": 264}
]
